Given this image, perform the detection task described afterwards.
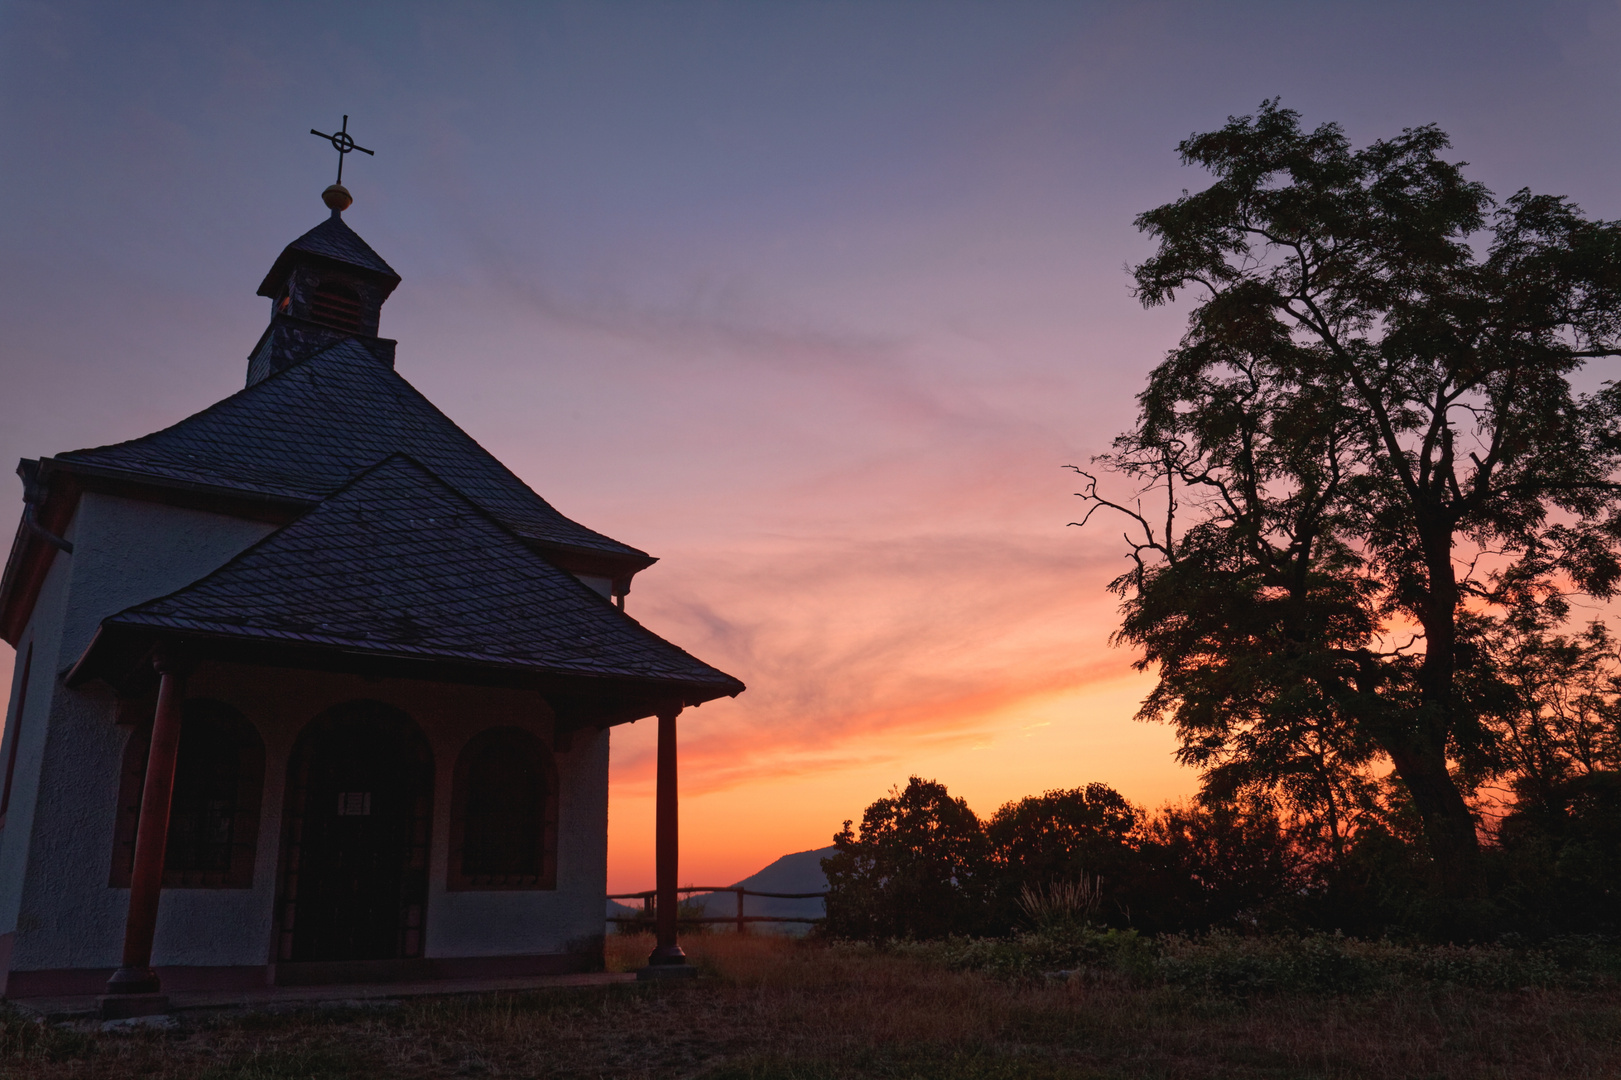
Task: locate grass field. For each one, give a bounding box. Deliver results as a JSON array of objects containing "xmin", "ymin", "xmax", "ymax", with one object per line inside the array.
[{"xmin": 0, "ymin": 933, "xmax": 1617, "ymax": 1078}]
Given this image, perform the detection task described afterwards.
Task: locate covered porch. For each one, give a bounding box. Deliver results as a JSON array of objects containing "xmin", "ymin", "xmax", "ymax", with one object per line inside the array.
[{"xmin": 54, "ymin": 455, "xmax": 742, "ymax": 1016}]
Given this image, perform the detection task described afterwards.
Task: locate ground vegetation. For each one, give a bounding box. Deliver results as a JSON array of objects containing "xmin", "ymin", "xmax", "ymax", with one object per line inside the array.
[{"xmin": 1, "ymin": 934, "xmax": 1617, "ymax": 1079}]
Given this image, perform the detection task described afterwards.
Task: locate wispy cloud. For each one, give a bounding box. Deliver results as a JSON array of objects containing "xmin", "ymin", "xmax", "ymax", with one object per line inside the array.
[{"xmin": 613, "ymin": 525, "xmax": 1137, "ymax": 795}]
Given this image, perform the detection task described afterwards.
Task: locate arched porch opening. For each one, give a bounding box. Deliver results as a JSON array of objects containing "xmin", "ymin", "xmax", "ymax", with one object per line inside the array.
[{"xmin": 275, "ymin": 700, "xmax": 433, "ymax": 964}]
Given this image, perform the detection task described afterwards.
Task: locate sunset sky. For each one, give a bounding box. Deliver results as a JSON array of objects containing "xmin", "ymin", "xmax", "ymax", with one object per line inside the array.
[{"xmin": 3, "ymin": 2, "xmax": 1620, "ymax": 890}]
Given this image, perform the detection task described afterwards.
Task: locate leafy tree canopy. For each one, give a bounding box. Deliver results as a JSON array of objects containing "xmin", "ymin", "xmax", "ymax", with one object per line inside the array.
[
  {"xmin": 1078, "ymin": 100, "xmax": 1621, "ymax": 897},
  {"xmin": 987, "ymin": 782, "xmax": 1139, "ymax": 886},
  {"xmin": 822, "ymin": 776, "xmax": 990, "ymax": 940}
]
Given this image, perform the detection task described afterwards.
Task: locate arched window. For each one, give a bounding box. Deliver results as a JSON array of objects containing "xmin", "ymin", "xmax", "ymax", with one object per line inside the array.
[
  {"xmin": 448, "ymin": 728, "xmax": 557, "ymax": 891},
  {"xmin": 309, "ymin": 281, "xmax": 363, "ymax": 333},
  {"xmin": 111, "ymin": 700, "xmax": 265, "ymax": 889}
]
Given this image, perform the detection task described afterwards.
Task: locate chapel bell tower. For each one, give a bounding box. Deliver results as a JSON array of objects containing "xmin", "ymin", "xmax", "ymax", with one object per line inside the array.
[{"xmin": 244, "ymin": 174, "xmax": 402, "ymax": 387}]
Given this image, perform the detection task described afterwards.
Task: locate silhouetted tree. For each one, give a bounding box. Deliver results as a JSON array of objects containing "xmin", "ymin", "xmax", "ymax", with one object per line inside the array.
[
  {"xmin": 1078, "ymin": 100, "xmax": 1621, "ymax": 898},
  {"xmin": 1486, "ymin": 616, "xmax": 1621, "ymax": 805},
  {"xmin": 987, "ymin": 784, "xmax": 1140, "ymax": 927},
  {"xmin": 1484, "ymin": 614, "xmax": 1621, "ymax": 933},
  {"xmin": 822, "ymin": 777, "xmax": 990, "ymax": 940},
  {"xmin": 1131, "ymin": 796, "xmax": 1303, "ymax": 933}
]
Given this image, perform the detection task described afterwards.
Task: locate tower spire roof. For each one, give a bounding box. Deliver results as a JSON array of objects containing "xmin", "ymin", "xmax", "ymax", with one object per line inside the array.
[{"xmin": 255, "ymin": 214, "xmax": 400, "ymax": 299}]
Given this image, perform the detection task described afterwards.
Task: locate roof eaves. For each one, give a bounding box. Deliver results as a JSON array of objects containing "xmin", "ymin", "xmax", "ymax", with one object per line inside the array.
[
  {"xmin": 97, "ymin": 617, "xmax": 744, "ymax": 697},
  {"xmin": 67, "ymin": 622, "xmax": 742, "ymax": 714},
  {"xmin": 40, "ymin": 458, "xmax": 317, "ymax": 518},
  {"xmin": 0, "ymin": 461, "xmax": 81, "ymax": 645}
]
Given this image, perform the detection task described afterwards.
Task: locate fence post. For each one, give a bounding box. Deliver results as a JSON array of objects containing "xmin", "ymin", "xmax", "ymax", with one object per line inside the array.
[{"xmin": 736, "ymin": 888, "xmax": 746, "ymax": 934}]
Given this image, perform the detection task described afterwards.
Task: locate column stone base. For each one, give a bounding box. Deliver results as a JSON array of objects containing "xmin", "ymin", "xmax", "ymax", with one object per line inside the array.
[
  {"xmin": 105, "ymin": 964, "xmax": 161, "ymax": 995},
  {"xmin": 636, "ymin": 964, "xmax": 698, "ymax": 981}
]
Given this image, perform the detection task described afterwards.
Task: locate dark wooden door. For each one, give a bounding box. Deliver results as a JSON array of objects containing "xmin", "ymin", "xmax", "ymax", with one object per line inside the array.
[{"xmin": 280, "ymin": 704, "xmax": 432, "ymax": 963}]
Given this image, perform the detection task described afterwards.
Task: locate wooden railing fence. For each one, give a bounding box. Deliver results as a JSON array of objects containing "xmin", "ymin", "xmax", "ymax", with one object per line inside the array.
[{"xmin": 607, "ymin": 885, "xmax": 828, "ymax": 933}]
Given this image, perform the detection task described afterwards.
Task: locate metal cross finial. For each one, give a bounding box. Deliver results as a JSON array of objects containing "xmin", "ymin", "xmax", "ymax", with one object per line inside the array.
[{"xmin": 309, "ymin": 115, "xmax": 375, "ymax": 185}]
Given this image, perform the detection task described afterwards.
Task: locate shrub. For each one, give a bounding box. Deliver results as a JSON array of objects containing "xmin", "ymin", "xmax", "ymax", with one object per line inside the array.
[
  {"xmin": 821, "ymin": 772, "xmax": 1621, "ymax": 943},
  {"xmin": 1122, "ymin": 796, "xmax": 1304, "ymax": 934},
  {"xmin": 987, "ymin": 784, "xmax": 1138, "ymax": 929},
  {"xmin": 1494, "ymin": 771, "xmax": 1621, "ymax": 937},
  {"xmin": 822, "ymin": 777, "xmax": 991, "ymax": 940},
  {"xmin": 911, "ymin": 928, "xmax": 1616, "ymax": 998}
]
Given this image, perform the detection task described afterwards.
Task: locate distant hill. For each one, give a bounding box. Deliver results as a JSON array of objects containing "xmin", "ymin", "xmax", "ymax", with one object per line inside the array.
[
  {"xmin": 606, "ymin": 846, "xmax": 836, "ymax": 936},
  {"xmin": 606, "ymin": 897, "xmax": 644, "ymax": 925},
  {"xmin": 729, "ymin": 846, "xmax": 837, "ymax": 896},
  {"xmin": 694, "ymin": 846, "xmax": 835, "ymax": 933}
]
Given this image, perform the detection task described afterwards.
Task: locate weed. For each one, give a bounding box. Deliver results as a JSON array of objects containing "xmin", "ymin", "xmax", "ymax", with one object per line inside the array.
[
  {"xmin": 1017, "ymin": 876, "xmax": 1103, "ymax": 929},
  {"xmin": 192, "ymin": 1046, "xmax": 362, "ymax": 1080},
  {"xmin": 0, "ymin": 1007, "xmax": 97, "ymax": 1065}
]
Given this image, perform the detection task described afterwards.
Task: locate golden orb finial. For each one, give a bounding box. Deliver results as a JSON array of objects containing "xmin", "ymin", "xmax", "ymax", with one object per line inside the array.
[{"xmin": 322, "ymin": 183, "xmax": 353, "ymax": 212}]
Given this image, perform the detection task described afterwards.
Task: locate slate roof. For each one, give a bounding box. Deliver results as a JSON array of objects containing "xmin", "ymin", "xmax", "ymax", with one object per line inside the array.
[
  {"xmin": 257, "ymin": 211, "xmax": 400, "ymax": 296},
  {"xmin": 99, "ymin": 455, "xmax": 742, "ymax": 695},
  {"xmin": 55, "ymin": 338, "xmax": 649, "ymax": 564}
]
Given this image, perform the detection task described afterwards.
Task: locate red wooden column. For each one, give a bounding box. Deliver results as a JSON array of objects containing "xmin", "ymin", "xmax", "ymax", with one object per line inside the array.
[
  {"xmin": 105, "ymin": 653, "xmax": 188, "ymax": 996},
  {"xmin": 647, "ymin": 705, "xmax": 687, "ymax": 967}
]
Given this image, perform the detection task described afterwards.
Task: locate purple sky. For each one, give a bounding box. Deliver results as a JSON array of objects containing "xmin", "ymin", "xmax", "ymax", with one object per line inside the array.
[{"xmin": 4, "ymin": 1, "xmax": 1620, "ymax": 887}]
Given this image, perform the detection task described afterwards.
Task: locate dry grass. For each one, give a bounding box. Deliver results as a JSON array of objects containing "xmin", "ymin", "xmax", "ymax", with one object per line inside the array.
[
  {"xmin": 0, "ymin": 933, "xmax": 1616, "ymax": 1078},
  {"xmin": 1016, "ymin": 878, "xmax": 1103, "ymax": 929}
]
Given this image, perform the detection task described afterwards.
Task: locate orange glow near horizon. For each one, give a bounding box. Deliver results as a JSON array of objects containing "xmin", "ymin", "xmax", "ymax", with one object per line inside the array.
[{"xmin": 604, "ymin": 668, "xmax": 1184, "ymax": 892}]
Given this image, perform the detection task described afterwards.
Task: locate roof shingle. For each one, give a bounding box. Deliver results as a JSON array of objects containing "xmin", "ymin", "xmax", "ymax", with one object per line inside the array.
[
  {"xmin": 103, "ymin": 455, "xmax": 741, "ymax": 695},
  {"xmin": 56, "ymin": 339, "xmax": 649, "ymax": 565}
]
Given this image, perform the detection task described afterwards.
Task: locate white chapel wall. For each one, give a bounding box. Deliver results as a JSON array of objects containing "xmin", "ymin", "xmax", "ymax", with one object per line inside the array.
[
  {"xmin": 8, "ymin": 493, "xmax": 277, "ymax": 973},
  {"xmin": 0, "ymin": 516, "xmax": 79, "ymax": 947},
  {"xmin": 52, "ymin": 493, "xmax": 278, "ymax": 664}
]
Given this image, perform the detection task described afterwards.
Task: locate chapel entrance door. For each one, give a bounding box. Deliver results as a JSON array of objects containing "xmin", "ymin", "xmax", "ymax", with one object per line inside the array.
[{"xmin": 277, "ymin": 702, "xmax": 433, "ymax": 964}]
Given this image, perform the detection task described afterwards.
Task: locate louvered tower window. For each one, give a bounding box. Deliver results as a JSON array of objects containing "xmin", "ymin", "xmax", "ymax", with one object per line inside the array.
[{"xmin": 309, "ymin": 283, "xmax": 363, "ymax": 333}]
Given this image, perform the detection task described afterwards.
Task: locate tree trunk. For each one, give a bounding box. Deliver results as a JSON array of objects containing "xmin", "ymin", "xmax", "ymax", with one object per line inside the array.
[
  {"xmin": 1388, "ymin": 526, "xmax": 1485, "ymax": 898},
  {"xmin": 1383, "ymin": 738, "xmax": 1483, "ymax": 898}
]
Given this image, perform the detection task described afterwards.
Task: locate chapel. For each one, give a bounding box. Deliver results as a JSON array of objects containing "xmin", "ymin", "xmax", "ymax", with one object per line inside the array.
[{"xmin": 0, "ymin": 173, "xmax": 741, "ymax": 1009}]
